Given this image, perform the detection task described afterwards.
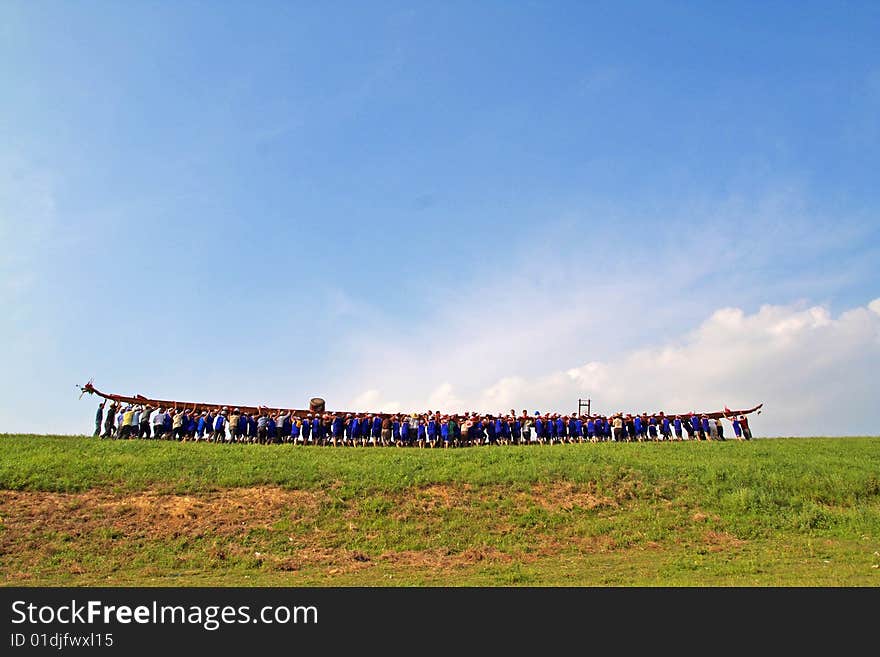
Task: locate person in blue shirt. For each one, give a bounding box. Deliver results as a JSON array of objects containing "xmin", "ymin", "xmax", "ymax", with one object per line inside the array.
[
  {"xmin": 440, "ymin": 417, "xmax": 450, "ymax": 448},
  {"xmin": 347, "ymin": 415, "xmax": 359, "ymax": 446},
  {"xmin": 186, "ymin": 412, "xmax": 197, "ymax": 440},
  {"xmin": 163, "ymin": 410, "xmax": 173, "ymax": 439},
  {"xmin": 701, "ymin": 415, "xmax": 711, "ymax": 440},
  {"xmin": 247, "ymin": 414, "xmax": 257, "ymax": 443},
  {"xmin": 358, "ymin": 414, "xmax": 369, "ymax": 446},
  {"xmin": 357, "ymin": 415, "xmax": 368, "ymax": 446},
  {"xmin": 196, "ymin": 412, "xmax": 207, "ymax": 441},
  {"xmin": 330, "ymin": 414, "xmax": 344, "ymax": 446},
  {"xmin": 633, "ymin": 415, "xmax": 643, "ymax": 442},
  {"xmin": 371, "ymin": 415, "xmax": 382, "ymax": 446},
  {"xmin": 535, "ymin": 416, "xmax": 544, "ymax": 445},
  {"xmin": 586, "ymin": 417, "xmax": 595, "ymax": 442},
  {"xmin": 343, "ymin": 415, "xmax": 352, "ymax": 444},
  {"xmin": 301, "ymin": 414, "xmax": 312, "ymax": 444},
  {"xmin": 660, "ymin": 415, "xmax": 671, "ymax": 441},
  {"xmin": 213, "ymin": 412, "xmax": 225, "ymax": 441},
  {"xmin": 730, "ymin": 415, "xmax": 743, "ymax": 440},
  {"xmin": 361, "ymin": 414, "xmax": 370, "ymax": 445},
  {"xmin": 400, "ymin": 416, "xmax": 410, "ymax": 445},
  {"xmin": 323, "ymin": 415, "xmax": 333, "ymax": 445},
  {"xmin": 512, "ymin": 417, "xmax": 521, "ymax": 444},
  {"xmin": 690, "ymin": 414, "xmax": 702, "ymax": 440},
  {"xmin": 360, "ymin": 415, "xmax": 371, "ymax": 445},
  {"xmin": 497, "ymin": 417, "xmax": 507, "ymax": 445},
  {"xmin": 681, "ymin": 416, "xmax": 693, "ymax": 440},
  {"xmin": 673, "ymin": 415, "xmax": 683, "ymax": 441},
  {"xmin": 468, "ymin": 417, "xmax": 481, "ymax": 445},
  {"xmin": 648, "ymin": 416, "xmax": 658, "ymax": 441},
  {"xmin": 417, "ymin": 418, "xmax": 427, "ymax": 448},
  {"xmin": 427, "ymin": 417, "xmax": 438, "ymax": 448},
  {"xmin": 392, "ymin": 416, "xmax": 400, "ymax": 445},
  {"xmin": 483, "ymin": 416, "xmax": 495, "ymax": 445},
  {"xmin": 554, "ymin": 416, "xmax": 565, "ymax": 444},
  {"xmin": 201, "ymin": 411, "xmax": 212, "ymax": 441},
  {"xmin": 291, "ymin": 416, "xmax": 301, "ymax": 444},
  {"xmin": 234, "ymin": 411, "xmax": 244, "ymax": 442},
  {"xmin": 311, "ymin": 415, "xmax": 321, "ymax": 445}
]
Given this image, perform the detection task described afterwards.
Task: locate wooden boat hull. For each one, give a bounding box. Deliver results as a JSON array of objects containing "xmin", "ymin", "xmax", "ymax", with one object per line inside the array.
[{"xmin": 79, "ymin": 381, "xmax": 762, "ymax": 420}]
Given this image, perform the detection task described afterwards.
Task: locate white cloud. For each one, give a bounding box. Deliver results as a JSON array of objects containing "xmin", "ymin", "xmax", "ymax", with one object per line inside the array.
[
  {"xmin": 563, "ymin": 299, "xmax": 880, "ymax": 434},
  {"xmin": 427, "ymin": 383, "xmax": 463, "ymax": 413},
  {"xmin": 347, "ymin": 298, "xmax": 880, "ymax": 436},
  {"xmin": 349, "ymin": 388, "xmax": 401, "ymax": 414}
]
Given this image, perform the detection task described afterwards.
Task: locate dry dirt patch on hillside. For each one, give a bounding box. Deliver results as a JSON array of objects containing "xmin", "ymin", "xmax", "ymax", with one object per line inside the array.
[{"xmin": 0, "ymin": 487, "xmax": 327, "ymax": 542}]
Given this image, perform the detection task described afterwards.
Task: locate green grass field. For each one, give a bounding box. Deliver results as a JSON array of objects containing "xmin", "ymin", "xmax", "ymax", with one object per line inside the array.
[{"xmin": 2, "ymin": 434, "xmax": 879, "ymax": 586}]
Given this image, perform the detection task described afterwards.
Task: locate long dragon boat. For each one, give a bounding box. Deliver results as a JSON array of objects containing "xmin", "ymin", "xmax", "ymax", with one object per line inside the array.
[{"xmin": 78, "ymin": 381, "xmax": 763, "ymax": 420}]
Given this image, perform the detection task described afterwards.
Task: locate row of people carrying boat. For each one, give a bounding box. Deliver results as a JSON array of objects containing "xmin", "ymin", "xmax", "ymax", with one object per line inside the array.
[{"xmin": 94, "ymin": 404, "xmax": 753, "ymax": 444}]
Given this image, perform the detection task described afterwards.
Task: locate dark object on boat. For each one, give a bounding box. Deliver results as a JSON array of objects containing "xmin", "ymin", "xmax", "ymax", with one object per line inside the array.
[{"xmin": 310, "ymin": 398, "xmax": 326, "ymax": 413}]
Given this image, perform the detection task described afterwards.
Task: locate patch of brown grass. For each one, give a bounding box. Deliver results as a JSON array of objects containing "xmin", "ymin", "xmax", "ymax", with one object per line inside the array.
[
  {"xmin": 379, "ymin": 546, "xmax": 516, "ymax": 568},
  {"xmin": 0, "ymin": 487, "xmax": 326, "ymax": 543},
  {"xmin": 0, "ymin": 482, "xmax": 638, "ymax": 583},
  {"xmin": 525, "ymin": 482, "xmax": 617, "ymax": 511},
  {"xmin": 703, "ymin": 530, "xmax": 746, "ymax": 552}
]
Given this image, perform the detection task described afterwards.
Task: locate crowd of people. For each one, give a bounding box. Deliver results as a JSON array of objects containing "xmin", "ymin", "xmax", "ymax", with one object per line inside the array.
[{"xmin": 92, "ymin": 402, "xmax": 754, "ymax": 445}]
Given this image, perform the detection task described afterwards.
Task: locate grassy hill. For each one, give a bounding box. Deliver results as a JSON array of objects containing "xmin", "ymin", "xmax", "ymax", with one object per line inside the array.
[{"xmin": 1, "ymin": 434, "xmax": 879, "ymax": 586}]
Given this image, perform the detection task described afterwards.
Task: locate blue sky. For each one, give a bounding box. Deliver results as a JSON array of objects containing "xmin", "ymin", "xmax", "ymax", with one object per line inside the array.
[{"xmin": 2, "ymin": 1, "xmax": 878, "ymax": 435}]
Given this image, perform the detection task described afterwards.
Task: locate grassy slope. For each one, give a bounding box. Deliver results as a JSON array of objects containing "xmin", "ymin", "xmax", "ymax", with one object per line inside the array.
[{"xmin": 1, "ymin": 434, "xmax": 879, "ymax": 586}]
